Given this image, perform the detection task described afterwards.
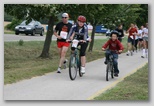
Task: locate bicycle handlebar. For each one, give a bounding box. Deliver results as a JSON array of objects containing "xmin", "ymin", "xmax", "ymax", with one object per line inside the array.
[
  {"xmin": 102, "ymin": 49, "xmax": 121, "ymax": 54},
  {"xmin": 67, "ymin": 39, "xmax": 89, "ymax": 43}
]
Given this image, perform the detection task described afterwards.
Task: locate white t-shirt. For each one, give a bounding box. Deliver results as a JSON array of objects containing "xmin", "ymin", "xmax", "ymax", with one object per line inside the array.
[
  {"xmin": 138, "ymin": 30, "xmax": 143, "ymax": 39},
  {"xmin": 143, "ymin": 28, "xmax": 148, "ymax": 37}
]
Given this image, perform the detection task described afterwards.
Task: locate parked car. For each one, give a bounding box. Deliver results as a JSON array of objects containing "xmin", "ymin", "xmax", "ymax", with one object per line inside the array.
[
  {"xmin": 95, "ymin": 25, "xmax": 108, "ymax": 33},
  {"xmin": 15, "ymin": 20, "xmax": 44, "ymax": 36}
]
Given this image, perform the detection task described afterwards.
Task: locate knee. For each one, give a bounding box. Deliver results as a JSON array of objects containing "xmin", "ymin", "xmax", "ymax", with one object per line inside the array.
[
  {"xmin": 61, "ymin": 51, "xmax": 67, "ymax": 57},
  {"xmin": 114, "ymin": 59, "xmax": 118, "ymax": 64}
]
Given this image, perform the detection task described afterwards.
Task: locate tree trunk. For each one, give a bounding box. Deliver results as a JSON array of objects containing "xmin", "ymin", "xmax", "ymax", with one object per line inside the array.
[
  {"xmin": 40, "ymin": 16, "xmax": 55, "ymax": 58},
  {"xmin": 88, "ymin": 24, "xmax": 96, "ymax": 52}
]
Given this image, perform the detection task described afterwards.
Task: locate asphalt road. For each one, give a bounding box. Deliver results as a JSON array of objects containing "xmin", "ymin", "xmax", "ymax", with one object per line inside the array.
[
  {"xmin": 4, "ymin": 51, "xmax": 148, "ymax": 100},
  {"xmin": 4, "ymin": 34, "xmax": 107, "ymax": 42}
]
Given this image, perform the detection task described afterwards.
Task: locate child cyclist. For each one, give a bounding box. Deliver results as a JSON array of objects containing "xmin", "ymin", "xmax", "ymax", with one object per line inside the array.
[{"xmin": 102, "ymin": 31, "xmax": 124, "ymax": 77}]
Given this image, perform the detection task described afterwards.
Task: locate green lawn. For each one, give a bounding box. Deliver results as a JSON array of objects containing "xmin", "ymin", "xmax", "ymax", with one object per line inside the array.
[{"xmin": 94, "ymin": 63, "xmax": 148, "ymax": 100}]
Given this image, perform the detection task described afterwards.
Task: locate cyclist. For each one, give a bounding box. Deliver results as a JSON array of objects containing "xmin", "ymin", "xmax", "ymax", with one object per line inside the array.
[
  {"xmin": 141, "ymin": 23, "xmax": 148, "ymax": 58},
  {"xmin": 67, "ymin": 15, "xmax": 91, "ymax": 74},
  {"xmin": 54, "ymin": 13, "xmax": 72, "ymax": 73},
  {"xmin": 126, "ymin": 23, "xmax": 138, "ymax": 56},
  {"xmin": 138, "ymin": 26, "xmax": 144, "ymax": 51},
  {"xmin": 115, "ymin": 24, "xmax": 124, "ymax": 42},
  {"xmin": 102, "ymin": 30, "xmax": 124, "ymax": 77}
]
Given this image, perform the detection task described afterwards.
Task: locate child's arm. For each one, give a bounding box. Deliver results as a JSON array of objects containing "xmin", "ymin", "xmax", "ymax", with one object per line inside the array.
[
  {"xmin": 102, "ymin": 40, "xmax": 110, "ymax": 50},
  {"xmin": 118, "ymin": 41, "xmax": 124, "ymax": 53}
]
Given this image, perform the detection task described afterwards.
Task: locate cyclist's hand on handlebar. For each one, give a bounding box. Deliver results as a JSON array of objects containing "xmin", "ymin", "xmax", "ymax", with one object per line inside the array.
[
  {"xmin": 70, "ymin": 36, "xmax": 74, "ymax": 40},
  {"xmin": 80, "ymin": 40, "xmax": 86, "ymax": 43},
  {"xmin": 66, "ymin": 39, "xmax": 71, "ymax": 42},
  {"xmin": 118, "ymin": 50, "xmax": 122, "ymax": 53},
  {"xmin": 102, "ymin": 48, "xmax": 105, "ymax": 51},
  {"xmin": 88, "ymin": 38, "xmax": 92, "ymax": 42}
]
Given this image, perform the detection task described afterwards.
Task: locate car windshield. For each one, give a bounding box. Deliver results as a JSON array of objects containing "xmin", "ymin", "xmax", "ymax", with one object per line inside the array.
[
  {"xmin": 20, "ymin": 20, "xmax": 26, "ymax": 25},
  {"xmin": 28, "ymin": 21, "xmax": 35, "ymax": 26}
]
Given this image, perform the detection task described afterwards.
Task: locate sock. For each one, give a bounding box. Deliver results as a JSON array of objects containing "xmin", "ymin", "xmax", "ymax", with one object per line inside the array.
[
  {"xmin": 142, "ymin": 49, "xmax": 145, "ymax": 56},
  {"xmin": 127, "ymin": 50, "xmax": 130, "ymax": 54}
]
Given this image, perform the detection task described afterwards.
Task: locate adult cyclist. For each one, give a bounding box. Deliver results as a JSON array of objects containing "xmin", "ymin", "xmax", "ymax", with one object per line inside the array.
[{"xmin": 67, "ymin": 15, "xmax": 91, "ymax": 74}]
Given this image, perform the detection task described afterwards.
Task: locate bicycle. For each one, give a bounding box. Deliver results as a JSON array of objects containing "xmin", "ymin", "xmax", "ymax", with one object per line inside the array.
[
  {"xmin": 68, "ymin": 39, "xmax": 88, "ymax": 80},
  {"xmin": 104, "ymin": 50, "xmax": 119, "ymax": 81}
]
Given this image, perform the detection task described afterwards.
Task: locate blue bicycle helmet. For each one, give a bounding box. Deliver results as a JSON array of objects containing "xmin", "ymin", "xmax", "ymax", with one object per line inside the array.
[{"xmin": 110, "ymin": 30, "xmax": 119, "ymax": 37}]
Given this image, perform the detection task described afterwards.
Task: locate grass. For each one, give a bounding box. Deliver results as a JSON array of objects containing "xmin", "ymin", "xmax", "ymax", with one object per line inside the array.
[
  {"xmin": 4, "ymin": 37, "xmax": 127, "ymax": 84},
  {"xmin": 4, "ymin": 30, "xmax": 15, "ymax": 34},
  {"xmin": 94, "ymin": 63, "xmax": 148, "ymax": 100}
]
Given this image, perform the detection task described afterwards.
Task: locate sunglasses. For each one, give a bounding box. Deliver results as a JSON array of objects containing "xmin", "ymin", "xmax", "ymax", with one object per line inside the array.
[{"xmin": 62, "ymin": 17, "xmax": 68, "ymax": 19}]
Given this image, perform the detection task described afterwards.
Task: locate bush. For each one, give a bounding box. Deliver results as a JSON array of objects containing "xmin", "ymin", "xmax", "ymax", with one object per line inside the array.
[
  {"xmin": 5, "ymin": 18, "xmax": 22, "ymax": 31},
  {"xmin": 18, "ymin": 39, "xmax": 24, "ymax": 46}
]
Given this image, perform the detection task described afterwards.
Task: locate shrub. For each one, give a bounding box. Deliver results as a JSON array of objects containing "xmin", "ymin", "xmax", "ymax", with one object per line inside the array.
[
  {"xmin": 5, "ymin": 18, "xmax": 22, "ymax": 31},
  {"xmin": 18, "ymin": 39, "xmax": 24, "ymax": 46}
]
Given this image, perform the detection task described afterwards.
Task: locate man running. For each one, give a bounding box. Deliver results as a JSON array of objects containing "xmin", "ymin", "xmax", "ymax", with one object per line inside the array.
[{"xmin": 54, "ymin": 13, "xmax": 72, "ymax": 73}]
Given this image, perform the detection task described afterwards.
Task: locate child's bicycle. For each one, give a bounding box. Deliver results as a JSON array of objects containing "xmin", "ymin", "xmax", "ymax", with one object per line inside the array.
[
  {"xmin": 104, "ymin": 49, "xmax": 119, "ymax": 81},
  {"xmin": 68, "ymin": 39, "xmax": 88, "ymax": 80}
]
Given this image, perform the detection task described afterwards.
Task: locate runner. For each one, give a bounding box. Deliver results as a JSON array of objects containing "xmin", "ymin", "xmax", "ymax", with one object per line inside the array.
[
  {"xmin": 115, "ymin": 24, "xmax": 124, "ymax": 42},
  {"xmin": 141, "ymin": 23, "xmax": 148, "ymax": 58},
  {"xmin": 126, "ymin": 23, "xmax": 138, "ymax": 56},
  {"xmin": 134, "ymin": 25, "xmax": 139, "ymax": 52},
  {"xmin": 54, "ymin": 13, "xmax": 72, "ymax": 73},
  {"xmin": 138, "ymin": 26, "xmax": 144, "ymax": 51},
  {"xmin": 67, "ymin": 15, "xmax": 91, "ymax": 74}
]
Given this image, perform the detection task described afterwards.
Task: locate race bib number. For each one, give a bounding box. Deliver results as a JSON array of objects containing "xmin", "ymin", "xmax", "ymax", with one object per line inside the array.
[
  {"xmin": 72, "ymin": 39, "xmax": 79, "ymax": 48},
  {"xmin": 130, "ymin": 36, "xmax": 134, "ymax": 39},
  {"xmin": 60, "ymin": 31, "xmax": 68, "ymax": 39}
]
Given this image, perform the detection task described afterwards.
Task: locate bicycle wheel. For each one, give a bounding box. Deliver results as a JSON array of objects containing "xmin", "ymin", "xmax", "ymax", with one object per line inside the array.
[
  {"xmin": 69, "ymin": 54, "xmax": 77, "ymax": 80},
  {"xmin": 78, "ymin": 57, "xmax": 83, "ymax": 77},
  {"xmin": 106, "ymin": 62, "xmax": 110, "ymax": 81},
  {"xmin": 111, "ymin": 64, "xmax": 114, "ymax": 79}
]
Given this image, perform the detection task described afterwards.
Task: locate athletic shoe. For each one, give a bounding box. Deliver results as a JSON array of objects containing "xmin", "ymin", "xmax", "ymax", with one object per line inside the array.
[
  {"xmin": 63, "ymin": 59, "xmax": 68, "ymax": 69},
  {"xmin": 126, "ymin": 53, "xmax": 129, "ymax": 56},
  {"xmin": 141, "ymin": 56, "xmax": 145, "ymax": 58},
  {"xmin": 104, "ymin": 60, "xmax": 108, "ymax": 64},
  {"xmin": 81, "ymin": 67, "xmax": 85, "ymax": 74},
  {"xmin": 57, "ymin": 67, "xmax": 61, "ymax": 73},
  {"xmin": 114, "ymin": 73, "xmax": 119, "ymax": 77}
]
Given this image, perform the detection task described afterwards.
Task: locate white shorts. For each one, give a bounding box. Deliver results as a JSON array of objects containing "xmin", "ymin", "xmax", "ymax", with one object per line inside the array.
[{"xmin": 143, "ymin": 37, "xmax": 148, "ymax": 41}]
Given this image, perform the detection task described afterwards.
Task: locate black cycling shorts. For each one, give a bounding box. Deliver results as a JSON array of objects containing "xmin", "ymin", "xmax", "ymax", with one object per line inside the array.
[{"xmin": 71, "ymin": 42, "xmax": 88, "ymax": 56}]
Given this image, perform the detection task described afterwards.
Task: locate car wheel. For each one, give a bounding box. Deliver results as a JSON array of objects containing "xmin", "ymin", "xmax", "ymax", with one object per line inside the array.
[
  {"xmin": 15, "ymin": 32, "xmax": 19, "ymax": 35},
  {"xmin": 25, "ymin": 34, "xmax": 28, "ymax": 35},
  {"xmin": 31, "ymin": 30, "xmax": 35, "ymax": 36},
  {"xmin": 40, "ymin": 30, "xmax": 44, "ymax": 36}
]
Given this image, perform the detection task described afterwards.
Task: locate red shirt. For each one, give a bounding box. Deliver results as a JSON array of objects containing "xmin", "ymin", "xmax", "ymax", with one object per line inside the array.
[
  {"xmin": 102, "ymin": 39, "xmax": 124, "ymax": 52},
  {"xmin": 128, "ymin": 27, "xmax": 138, "ymax": 39}
]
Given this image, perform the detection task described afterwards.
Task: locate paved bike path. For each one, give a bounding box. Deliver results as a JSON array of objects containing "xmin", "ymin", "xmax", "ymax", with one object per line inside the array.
[{"xmin": 4, "ymin": 51, "xmax": 148, "ymax": 100}]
